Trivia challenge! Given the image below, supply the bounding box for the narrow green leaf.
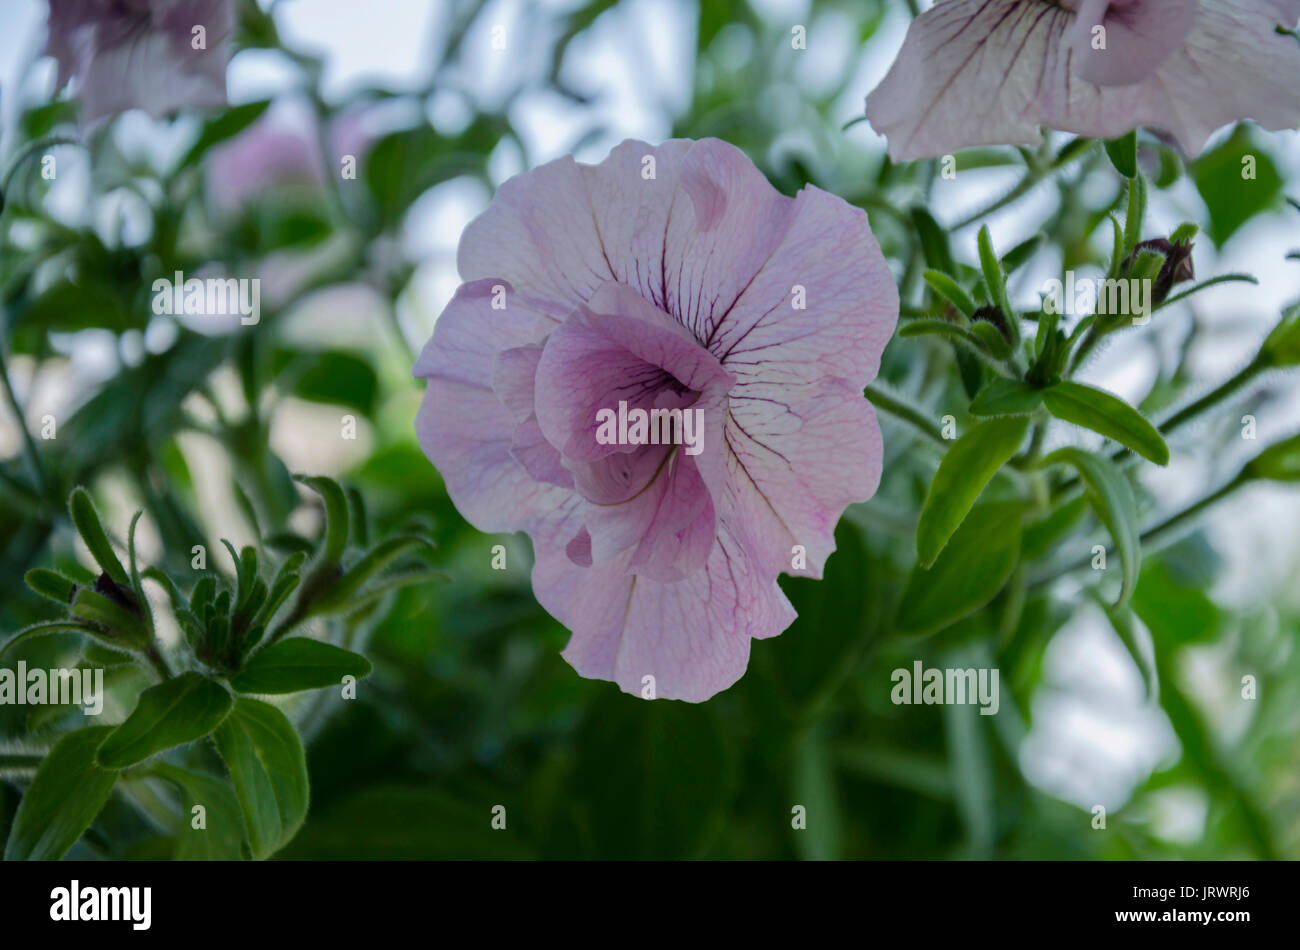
[126,511,153,638]
[1123,173,1147,258]
[1104,130,1138,178]
[1245,430,1300,481]
[213,697,309,860]
[1100,602,1157,701]
[1022,494,1089,561]
[4,727,118,860]
[306,535,435,616]
[24,568,77,604]
[0,621,98,658]
[1261,304,1300,368]
[969,378,1043,416]
[1043,381,1170,464]
[319,568,448,616]
[922,270,976,318]
[1106,213,1125,279]
[96,673,233,769]
[1000,233,1043,275]
[69,487,129,585]
[71,588,149,648]
[911,206,955,274]
[230,637,371,694]
[916,416,1029,568]
[898,501,1024,636]
[1045,447,1142,608]
[976,225,1017,344]
[295,475,349,568]
[178,100,271,169]
[970,320,1012,359]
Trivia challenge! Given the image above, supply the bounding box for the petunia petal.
[536,525,797,702]
[867,0,1300,160]
[1067,0,1194,86]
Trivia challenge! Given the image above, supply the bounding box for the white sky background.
[2,0,1299,833]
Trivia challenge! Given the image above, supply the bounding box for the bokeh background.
[1,0,1298,859]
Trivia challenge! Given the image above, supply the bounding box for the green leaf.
[1044,447,1141,608]
[295,475,349,568]
[976,225,1017,344]
[24,568,77,604]
[969,378,1043,416]
[1000,233,1043,275]
[911,207,955,274]
[1043,381,1169,465]
[969,320,1012,360]
[899,319,988,354]
[1123,172,1147,258]
[305,535,435,616]
[69,487,129,585]
[178,100,272,169]
[4,727,118,860]
[230,637,371,694]
[1021,494,1089,560]
[1244,430,1300,481]
[916,416,1029,568]
[0,620,99,658]
[1104,130,1138,178]
[1100,602,1157,701]
[1260,305,1300,368]
[213,697,309,860]
[1192,126,1283,246]
[312,568,447,617]
[1131,558,1222,647]
[922,270,976,318]
[71,588,150,649]
[573,692,733,859]
[276,786,532,859]
[150,763,246,861]
[96,673,233,769]
[283,350,378,415]
[897,501,1024,636]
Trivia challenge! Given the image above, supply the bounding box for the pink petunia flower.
[206,102,377,213]
[865,0,1300,161]
[45,0,234,123]
[413,138,898,702]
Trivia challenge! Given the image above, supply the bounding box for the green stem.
[1139,472,1249,547]
[1158,360,1264,436]
[1032,472,1251,588]
[0,136,80,208]
[865,384,948,448]
[952,169,1040,230]
[143,643,174,681]
[1051,358,1268,502]
[0,336,50,502]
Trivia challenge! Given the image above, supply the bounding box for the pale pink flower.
[45,0,233,123]
[865,0,1300,161]
[413,138,898,701]
[206,103,375,213]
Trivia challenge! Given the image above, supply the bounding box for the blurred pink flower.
[414,138,898,701]
[206,103,376,213]
[46,0,234,122]
[865,0,1300,161]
